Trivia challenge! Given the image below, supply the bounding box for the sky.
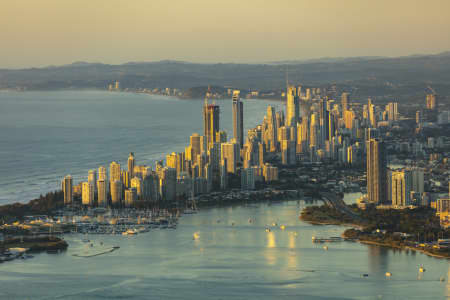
[1,0,450,69]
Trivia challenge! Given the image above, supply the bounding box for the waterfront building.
[186,133,206,162]
[262,163,278,182]
[391,170,412,206]
[82,182,95,206]
[62,175,73,205]
[203,98,220,147]
[241,168,255,190]
[124,188,137,207]
[159,167,177,201]
[97,179,107,207]
[232,90,244,148]
[122,170,130,188]
[366,138,387,204]
[98,166,107,181]
[221,141,239,174]
[167,152,186,175]
[131,177,143,199]
[88,169,97,192]
[110,180,122,207]
[128,152,135,179]
[220,159,228,189]
[109,161,121,183]
[286,86,299,127]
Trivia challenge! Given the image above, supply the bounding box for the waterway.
[1,200,449,299]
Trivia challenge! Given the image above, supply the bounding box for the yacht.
[122,229,138,236]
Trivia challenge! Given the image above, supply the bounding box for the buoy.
[323,246,328,250]
[265,228,271,233]
[280,225,286,230]
[385,272,392,277]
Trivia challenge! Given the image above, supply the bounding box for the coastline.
[303,217,450,259]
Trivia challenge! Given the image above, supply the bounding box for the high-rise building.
[131,177,143,199]
[97,179,108,207]
[286,86,299,127]
[62,175,73,205]
[109,161,121,183]
[203,97,220,147]
[241,168,255,190]
[386,102,398,121]
[265,106,278,152]
[110,180,122,207]
[82,182,95,206]
[221,141,239,174]
[426,94,437,110]
[366,138,387,204]
[159,167,177,201]
[391,170,412,206]
[341,92,350,112]
[186,133,206,162]
[232,90,244,148]
[128,152,135,179]
[125,188,137,207]
[98,166,107,181]
[88,169,97,192]
[344,110,355,129]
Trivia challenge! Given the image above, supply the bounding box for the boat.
[112,246,120,249]
[122,229,138,236]
[265,228,271,233]
[362,274,369,277]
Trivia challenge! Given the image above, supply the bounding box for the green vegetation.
[0,190,64,222]
[1,236,68,252]
[301,205,356,225]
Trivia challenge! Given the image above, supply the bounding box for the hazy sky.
[1,0,450,69]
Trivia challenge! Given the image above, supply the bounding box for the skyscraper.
[82,182,95,206]
[109,161,121,183]
[232,90,244,148]
[426,94,437,110]
[341,92,350,112]
[97,179,107,207]
[98,166,107,181]
[88,169,97,192]
[128,152,135,179]
[391,170,412,206]
[286,86,299,127]
[110,180,122,207]
[366,138,387,204]
[203,97,220,147]
[221,141,239,174]
[62,175,73,205]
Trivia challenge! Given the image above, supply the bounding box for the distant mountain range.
[1,52,450,98]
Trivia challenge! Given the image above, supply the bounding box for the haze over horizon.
[1,0,450,69]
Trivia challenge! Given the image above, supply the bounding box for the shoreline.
[300,207,450,260]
